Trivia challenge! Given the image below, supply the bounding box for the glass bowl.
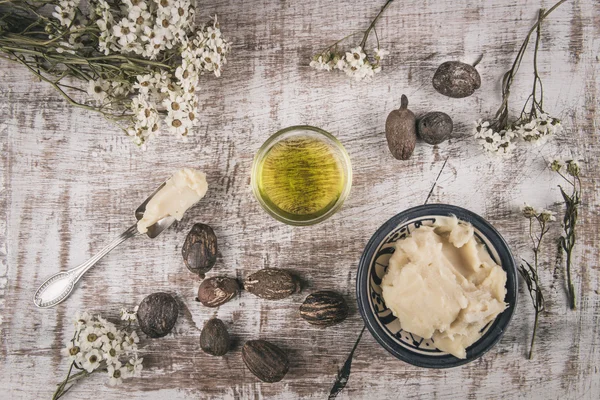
[251,125,352,226]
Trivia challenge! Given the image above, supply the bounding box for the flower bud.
[566,160,580,177]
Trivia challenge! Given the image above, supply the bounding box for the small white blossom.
[62,341,83,363]
[374,48,390,60]
[310,54,333,71]
[120,306,139,322]
[107,361,124,386]
[87,79,110,102]
[113,18,137,46]
[52,0,79,27]
[127,356,144,378]
[82,349,102,372]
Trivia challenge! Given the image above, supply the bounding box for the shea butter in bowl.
[356,204,517,368]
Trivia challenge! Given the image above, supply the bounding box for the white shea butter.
[381,216,507,359]
[137,168,208,234]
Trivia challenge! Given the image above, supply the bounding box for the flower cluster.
[2,0,231,148]
[473,119,517,157]
[472,2,566,158]
[473,113,562,157]
[521,203,556,222]
[75,1,231,145]
[309,0,393,82]
[310,46,389,82]
[515,113,562,144]
[92,0,196,59]
[60,311,143,388]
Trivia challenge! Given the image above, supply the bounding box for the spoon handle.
[33,224,139,308]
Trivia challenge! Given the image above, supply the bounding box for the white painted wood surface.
[1,0,599,398]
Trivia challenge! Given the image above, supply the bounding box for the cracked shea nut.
[385,94,417,160]
[197,277,239,307]
[300,291,348,327]
[432,61,481,98]
[137,292,179,338]
[417,112,453,145]
[200,318,230,356]
[244,268,300,300]
[242,340,289,383]
[182,223,217,278]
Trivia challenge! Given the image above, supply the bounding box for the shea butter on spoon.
[137,168,208,234]
[34,167,208,308]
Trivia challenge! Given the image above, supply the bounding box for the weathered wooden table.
[1,1,598,398]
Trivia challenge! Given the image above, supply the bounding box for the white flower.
[120,306,139,322]
[127,356,144,378]
[80,327,103,350]
[82,349,102,372]
[133,74,155,95]
[107,361,125,386]
[310,54,333,71]
[122,331,140,351]
[165,111,192,137]
[374,48,390,60]
[100,324,120,344]
[345,46,366,67]
[522,203,538,218]
[87,79,110,103]
[52,0,78,27]
[113,18,137,46]
[74,311,92,329]
[102,340,122,364]
[62,341,83,362]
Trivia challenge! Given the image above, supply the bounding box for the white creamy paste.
[137,168,208,234]
[381,216,507,359]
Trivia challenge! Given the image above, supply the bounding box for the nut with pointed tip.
[385,94,417,160]
[200,318,230,356]
[182,223,218,278]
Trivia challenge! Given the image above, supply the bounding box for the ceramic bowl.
[356,204,517,368]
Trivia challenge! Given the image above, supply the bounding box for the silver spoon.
[33,182,176,308]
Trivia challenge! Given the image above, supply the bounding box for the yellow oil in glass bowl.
[252,126,352,225]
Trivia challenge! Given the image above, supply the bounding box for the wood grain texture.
[1,0,599,399]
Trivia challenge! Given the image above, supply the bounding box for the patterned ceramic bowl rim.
[356,204,518,368]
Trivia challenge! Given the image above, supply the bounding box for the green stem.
[528,309,540,359]
[359,0,394,48]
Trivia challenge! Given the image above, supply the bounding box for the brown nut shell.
[432,61,481,98]
[417,112,453,145]
[244,268,300,300]
[385,95,417,160]
[137,292,179,338]
[197,277,239,307]
[242,340,289,383]
[182,223,218,278]
[300,291,348,327]
[200,318,230,356]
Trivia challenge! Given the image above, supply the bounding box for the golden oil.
[255,135,345,221]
